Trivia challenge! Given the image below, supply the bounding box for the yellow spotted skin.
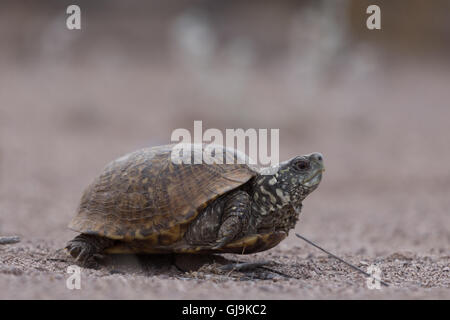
[68,144,259,253]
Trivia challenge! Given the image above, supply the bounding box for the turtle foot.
[65,234,112,269]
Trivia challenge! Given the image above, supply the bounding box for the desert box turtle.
[66,144,324,266]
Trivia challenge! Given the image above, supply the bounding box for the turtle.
[66,144,324,268]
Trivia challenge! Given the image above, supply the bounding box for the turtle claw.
[212,236,233,250]
[65,242,81,259]
[66,239,100,269]
[73,248,101,269]
[65,234,114,269]
[211,243,225,250]
[75,247,90,262]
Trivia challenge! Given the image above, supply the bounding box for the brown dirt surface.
[1,54,449,299]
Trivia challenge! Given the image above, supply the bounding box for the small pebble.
[0,236,21,245]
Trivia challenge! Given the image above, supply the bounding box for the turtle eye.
[293,159,310,171]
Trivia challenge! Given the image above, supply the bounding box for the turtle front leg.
[212,190,252,249]
[66,234,115,268]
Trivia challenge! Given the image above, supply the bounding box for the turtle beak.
[308,152,324,165]
[303,168,323,185]
[303,153,324,187]
[309,152,325,172]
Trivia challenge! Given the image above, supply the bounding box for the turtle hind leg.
[66,234,114,269]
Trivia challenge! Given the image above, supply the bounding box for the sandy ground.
[0,55,449,299]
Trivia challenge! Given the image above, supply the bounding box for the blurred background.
[0,0,449,255]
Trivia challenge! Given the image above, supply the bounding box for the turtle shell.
[68,144,257,245]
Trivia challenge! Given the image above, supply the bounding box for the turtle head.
[276,153,324,205]
[253,153,324,213]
